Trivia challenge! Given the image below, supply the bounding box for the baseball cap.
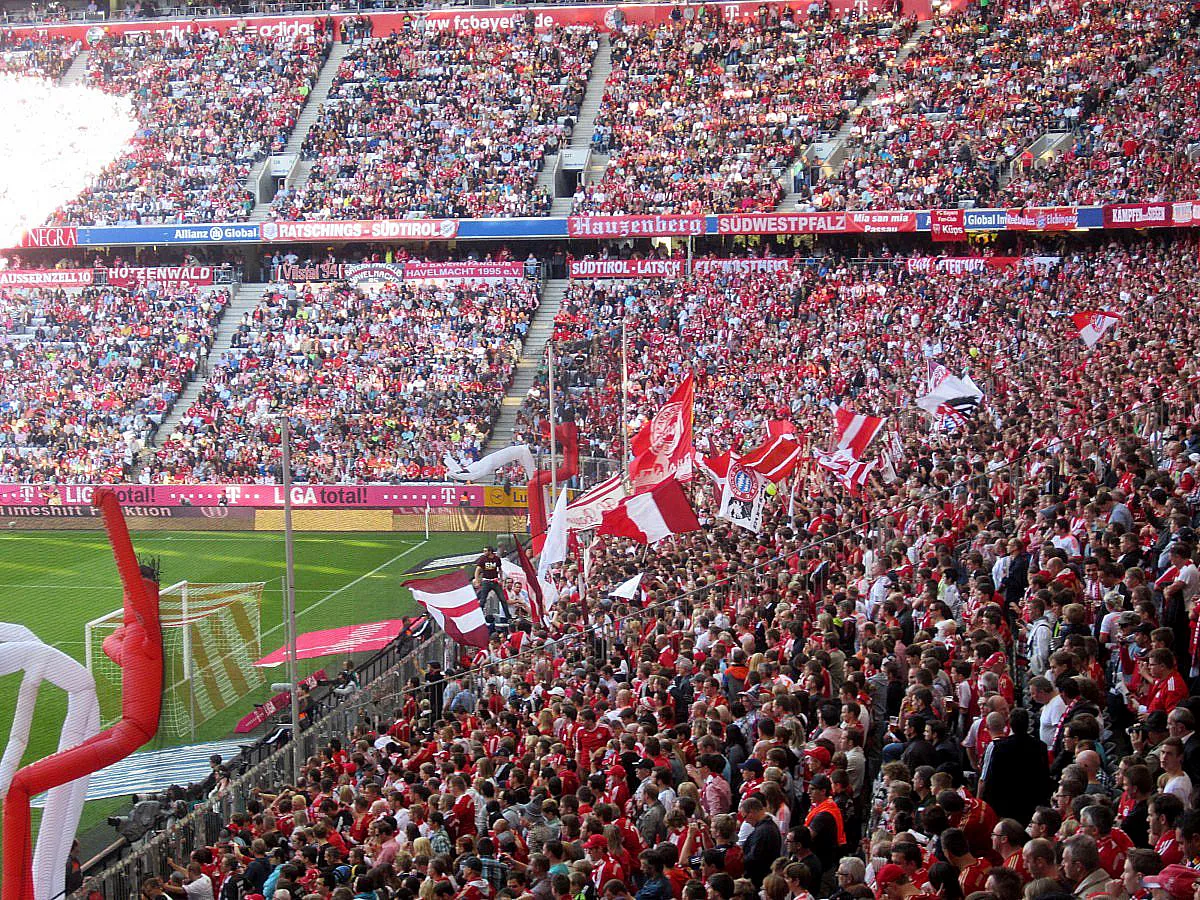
[584,834,608,851]
[805,746,832,767]
[1144,865,1200,899]
[1118,611,1140,627]
[740,759,763,773]
[875,864,907,888]
[547,686,566,697]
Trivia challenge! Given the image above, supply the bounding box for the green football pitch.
[0,528,484,858]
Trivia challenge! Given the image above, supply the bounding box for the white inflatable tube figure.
[0,625,101,900]
[444,444,536,482]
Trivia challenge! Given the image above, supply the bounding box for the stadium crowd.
[1000,32,1200,208]
[43,26,330,226]
[573,9,911,215]
[0,283,226,482]
[795,0,1193,211]
[146,275,539,483]
[0,30,77,77]
[271,24,596,221]
[133,235,1200,900]
[4,0,1200,226]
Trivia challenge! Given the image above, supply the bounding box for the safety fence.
[75,629,447,899]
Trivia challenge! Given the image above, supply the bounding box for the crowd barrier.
[76,630,449,899]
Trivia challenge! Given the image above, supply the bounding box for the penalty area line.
[259,540,428,641]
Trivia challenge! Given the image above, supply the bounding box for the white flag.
[538,487,570,579]
[718,459,768,533]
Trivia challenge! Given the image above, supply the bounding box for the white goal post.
[84,580,267,741]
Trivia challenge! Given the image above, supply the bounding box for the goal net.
[84,581,267,739]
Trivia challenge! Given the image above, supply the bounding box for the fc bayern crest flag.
[718,459,768,533]
[630,374,695,490]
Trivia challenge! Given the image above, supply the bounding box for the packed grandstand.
[2,1,1200,900]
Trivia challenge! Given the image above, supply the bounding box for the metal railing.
[76,628,445,899]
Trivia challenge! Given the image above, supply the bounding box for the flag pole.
[548,339,557,505]
[280,415,302,787]
[621,316,630,484]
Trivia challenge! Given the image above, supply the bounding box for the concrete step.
[535,151,560,201]
[149,282,267,450]
[485,278,569,451]
[566,34,611,155]
[59,49,90,86]
[284,41,353,156]
[239,43,352,221]
[777,19,933,210]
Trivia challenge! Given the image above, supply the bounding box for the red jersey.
[1156,835,1184,867]
[450,793,477,838]
[1146,672,1188,713]
[1097,829,1134,878]
[959,860,990,896]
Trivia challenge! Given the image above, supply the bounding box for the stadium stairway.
[777,19,932,210]
[484,278,568,452]
[59,50,90,86]
[247,41,354,222]
[144,282,267,458]
[546,34,613,216]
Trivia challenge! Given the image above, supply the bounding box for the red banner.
[930,209,966,242]
[259,218,460,243]
[234,669,326,733]
[0,483,492,508]
[0,267,219,289]
[1003,207,1078,231]
[0,269,93,287]
[10,0,929,49]
[402,261,525,279]
[1102,203,1189,229]
[692,258,797,274]
[105,265,216,288]
[569,258,684,278]
[17,226,77,248]
[567,215,706,239]
[904,256,1061,275]
[714,211,917,235]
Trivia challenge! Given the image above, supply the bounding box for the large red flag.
[739,434,803,481]
[833,406,885,459]
[630,374,694,490]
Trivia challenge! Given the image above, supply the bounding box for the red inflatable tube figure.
[528,420,579,554]
[1,489,163,900]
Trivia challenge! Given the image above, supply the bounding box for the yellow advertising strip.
[254,509,394,532]
[485,486,528,507]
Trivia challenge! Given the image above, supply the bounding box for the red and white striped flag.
[834,406,885,459]
[597,477,701,545]
[838,457,877,495]
[566,474,627,531]
[402,571,490,649]
[1071,310,1122,349]
[813,448,877,496]
[512,534,547,627]
[739,434,803,481]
